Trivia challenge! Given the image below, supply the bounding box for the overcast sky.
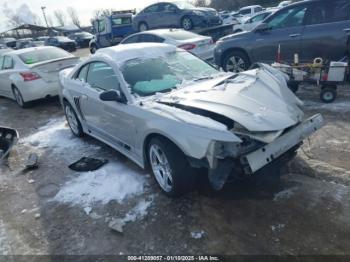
[0,0,191,32]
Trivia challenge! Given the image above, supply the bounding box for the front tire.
[12,86,29,108]
[139,22,148,32]
[90,44,97,54]
[223,50,250,72]
[182,17,193,30]
[64,101,84,137]
[320,86,337,103]
[148,137,196,197]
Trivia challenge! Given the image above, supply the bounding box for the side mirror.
[255,23,269,32]
[100,90,126,103]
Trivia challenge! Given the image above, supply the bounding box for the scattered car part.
[108,218,125,233]
[25,153,39,169]
[69,157,108,172]
[0,126,18,164]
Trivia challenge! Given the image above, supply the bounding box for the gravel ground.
[0,53,350,256]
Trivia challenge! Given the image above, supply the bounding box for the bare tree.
[67,7,81,28]
[92,8,114,20]
[193,0,209,7]
[54,10,66,26]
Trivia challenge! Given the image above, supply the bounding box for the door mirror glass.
[100,90,126,103]
[254,23,269,32]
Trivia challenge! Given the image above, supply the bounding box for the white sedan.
[0,46,79,108]
[233,10,275,33]
[120,29,215,61]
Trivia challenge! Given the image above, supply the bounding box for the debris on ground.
[25,153,39,169]
[271,224,285,232]
[191,230,206,239]
[108,218,125,233]
[273,187,298,201]
[69,157,108,172]
[83,206,92,215]
[27,179,35,184]
[34,213,41,219]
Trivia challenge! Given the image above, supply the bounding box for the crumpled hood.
[156,66,304,132]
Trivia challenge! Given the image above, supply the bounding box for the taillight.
[178,43,196,51]
[20,72,41,82]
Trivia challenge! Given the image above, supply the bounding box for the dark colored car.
[45,36,76,52]
[133,1,222,32]
[0,38,17,49]
[214,0,350,72]
[68,32,93,48]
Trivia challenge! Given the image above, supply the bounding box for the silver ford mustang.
[59,43,324,196]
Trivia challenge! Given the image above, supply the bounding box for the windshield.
[174,2,195,9]
[19,48,72,65]
[121,51,219,97]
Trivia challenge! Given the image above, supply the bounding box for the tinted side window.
[98,20,106,32]
[144,4,159,13]
[3,56,13,69]
[251,13,269,23]
[75,64,89,82]
[86,62,120,91]
[163,4,177,12]
[138,34,164,43]
[254,7,262,13]
[333,0,350,22]
[122,35,140,44]
[306,0,350,25]
[267,5,307,29]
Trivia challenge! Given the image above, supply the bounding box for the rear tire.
[12,86,29,108]
[64,101,84,137]
[320,86,337,103]
[90,44,97,54]
[222,50,251,72]
[148,137,196,197]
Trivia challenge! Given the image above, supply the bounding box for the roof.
[1,24,47,34]
[96,43,177,66]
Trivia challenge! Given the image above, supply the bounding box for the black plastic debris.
[0,126,18,163]
[69,157,108,172]
[26,153,39,169]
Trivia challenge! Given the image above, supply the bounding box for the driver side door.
[0,56,15,98]
[79,61,136,155]
[251,4,309,64]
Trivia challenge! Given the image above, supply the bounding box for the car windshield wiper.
[194,76,214,82]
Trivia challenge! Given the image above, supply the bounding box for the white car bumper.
[17,79,60,102]
[193,45,215,61]
[241,114,324,174]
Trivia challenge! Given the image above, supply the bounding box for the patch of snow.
[303,101,350,112]
[273,187,298,201]
[122,198,153,223]
[52,163,146,208]
[83,206,92,215]
[20,118,100,159]
[191,230,206,239]
[0,220,11,255]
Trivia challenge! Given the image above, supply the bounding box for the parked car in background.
[133,2,222,32]
[277,1,292,8]
[0,46,79,107]
[59,43,323,196]
[236,5,264,18]
[15,39,44,50]
[45,36,76,52]
[121,29,215,61]
[233,10,275,33]
[89,10,135,54]
[0,38,17,49]
[215,0,350,72]
[68,32,94,48]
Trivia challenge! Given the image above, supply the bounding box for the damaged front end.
[205,114,324,190]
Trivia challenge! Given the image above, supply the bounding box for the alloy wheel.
[65,105,79,135]
[226,56,246,72]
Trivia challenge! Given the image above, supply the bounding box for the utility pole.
[41,6,49,28]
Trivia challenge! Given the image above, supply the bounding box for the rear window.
[162,30,199,40]
[19,48,72,65]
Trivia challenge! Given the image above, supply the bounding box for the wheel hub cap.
[226,56,245,72]
[65,106,79,135]
[149,144,173,192]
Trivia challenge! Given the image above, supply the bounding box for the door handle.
[343,28,350,32]
[289,34,301,38]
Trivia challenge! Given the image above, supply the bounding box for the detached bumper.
[241,114,324,174]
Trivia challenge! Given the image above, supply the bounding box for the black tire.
[147,137,196,197]
[138,22,148,32]
[222,50,251,72]
[90,44,97,54]
[63,101,84,137]
[320,86,337,103]
[12,86,29,108]
[181,17,193,30]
